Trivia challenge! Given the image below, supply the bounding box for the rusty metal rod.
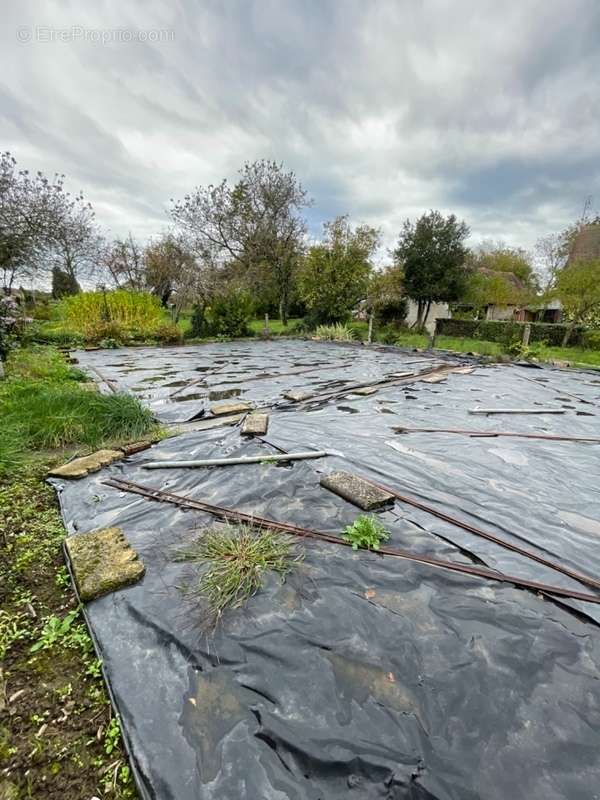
[357,474,600,592]
[103,477,600,605]
[393,426,600,443]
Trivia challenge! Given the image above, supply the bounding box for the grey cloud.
[1,0,599,248]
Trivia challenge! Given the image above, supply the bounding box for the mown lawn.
[0,347,159,799]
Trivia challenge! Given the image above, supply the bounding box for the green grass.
[247,317,301,335]
[177,524,302,623]
[0,347,157,477]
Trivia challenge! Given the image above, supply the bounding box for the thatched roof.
[567,224,600,265]
[477,267,526,291]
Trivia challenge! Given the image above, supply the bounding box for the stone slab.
[241,413,269,436]
[65,527,145,602]
[48,449,123,479]
[283,389,312,402]
[351,386,378,396]
[211,401,253,416]
[320,471,395,511]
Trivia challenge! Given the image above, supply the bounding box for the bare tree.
[0,152,64,291]
[144,233,200,319]
[170,160,311,324]
[534,233,566,293]
[102,234,145,290]
[49,194,102,284]
[0,151,102,294]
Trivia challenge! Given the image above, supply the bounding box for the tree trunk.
[562,320,575,347]
[422,300,432,327]
[279,296,288,326]
[411,300,423,329]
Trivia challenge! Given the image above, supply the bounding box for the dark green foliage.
[299,216,379,324]
[189,290,254,338]
[189,303,210,338]
[395,211,470,327]
[375,297,408,326]
[435,318,587,347]
[51,267,80,299]
[376,323,407,345]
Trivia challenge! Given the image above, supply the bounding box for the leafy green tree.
[298,216,380,324]
[553,259,600,345]
[462,269,532,315]
[367,264,407,325]
[170,160,311,325]
[394,211,470,328]
[468,241,537,288]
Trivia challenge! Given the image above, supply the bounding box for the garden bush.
[375,297,408,326]
[189,290,254,338]
[314,323,355,341]
[435,318,588,347]
[582,330,600,351]
[153,323,183,344]
[60,290,163,338]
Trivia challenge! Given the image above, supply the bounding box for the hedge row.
[434,318,587,347]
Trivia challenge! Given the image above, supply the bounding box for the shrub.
[84,320,126,345]
[209,290,254,337]
[435,318,587,348]
[343,515,390,551]
[582,330,600,351]
[176,524,302,623]
[376,323,405,345]
[51,267,80,299]
[60,290,163,337]
[375,297,408,326]
[315,323,355,341]
[188,303,211,338]
[153,323,183,344]
[189,290,254,339]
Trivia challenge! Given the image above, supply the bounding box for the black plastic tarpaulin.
[52,341,600,799]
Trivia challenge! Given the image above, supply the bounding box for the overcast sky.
[2,0,600,256]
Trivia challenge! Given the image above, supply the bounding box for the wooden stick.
[142,451,329,469]
[469,407,566,415]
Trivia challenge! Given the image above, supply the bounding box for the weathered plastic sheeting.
[53,342,600,800]
[73,341,450,423]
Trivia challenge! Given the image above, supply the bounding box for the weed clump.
[177,524,302,623]
[343,515,390,551]
[315,323,355,342]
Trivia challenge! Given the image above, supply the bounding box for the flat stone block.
[421,374,447,384]
[241,413,269,436]
[283,389,312,402]
[48,449,123,479]
[211,401,253,416]
[351,386,378,396]
[320,471,395,511]
[65,527,145,602]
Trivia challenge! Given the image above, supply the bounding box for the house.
[405,300,450,334]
